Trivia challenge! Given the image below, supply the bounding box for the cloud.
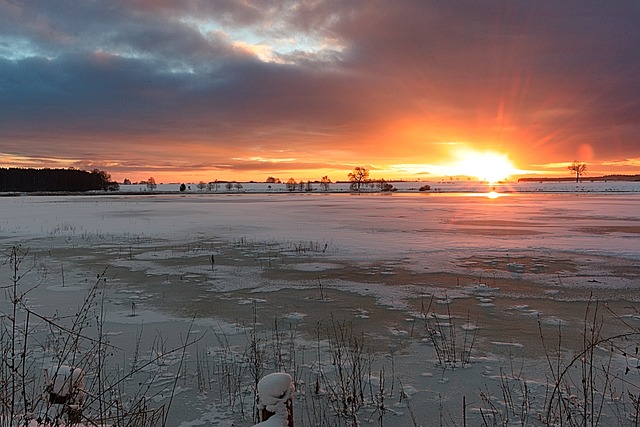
[1,1,639,180]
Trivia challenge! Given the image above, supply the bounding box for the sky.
[1,1,639,183]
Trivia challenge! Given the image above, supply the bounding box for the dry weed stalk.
[1,245,198,426]
[421,294,477,369]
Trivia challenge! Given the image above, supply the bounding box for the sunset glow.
[0,2,638,182]
[444,150,522,183]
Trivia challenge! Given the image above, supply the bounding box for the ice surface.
[1,187,640,426]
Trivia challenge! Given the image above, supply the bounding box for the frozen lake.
[1,191,640,425]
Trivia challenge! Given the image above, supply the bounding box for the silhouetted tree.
[225,182,234,191]
[146,177,157,190]
[348,166,369,191]
[265,176,280,183]
[234,182,243,191]
[286,178,296,191]
[90,169,119,191]
[320,175,331,191]
[305,181,313,192]
[379,179,396,192]
[208,180,219,192]
[568,161,587,182]
[180,183,186,192]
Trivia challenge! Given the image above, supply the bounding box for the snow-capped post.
[45,365,85,423]
[253,372,294,427]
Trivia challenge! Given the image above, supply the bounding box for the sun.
[447,149,519,183]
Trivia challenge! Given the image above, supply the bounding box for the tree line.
[278,168,398,192]
[0,168,119,192]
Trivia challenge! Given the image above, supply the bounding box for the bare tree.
[286,178,296,192]
[208,180,219,192]
[568,161,587,182]
[320,175,331,191]
[197,181,206,191]
[146,177,157,191]
[348,167,369,191]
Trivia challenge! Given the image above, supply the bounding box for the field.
[2,184,640,426]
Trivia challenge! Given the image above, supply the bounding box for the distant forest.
[0,168,119,192]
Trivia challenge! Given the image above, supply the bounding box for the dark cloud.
[1,0,639,179]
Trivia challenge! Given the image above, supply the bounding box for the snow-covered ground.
[1,187,640,425]
[120,179,640,194]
